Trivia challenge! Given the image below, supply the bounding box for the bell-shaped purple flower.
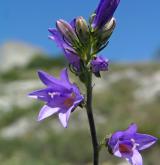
[91,56,109,74]
[92,0,120,29]
[28,68,84,128]
[107,123,157,165]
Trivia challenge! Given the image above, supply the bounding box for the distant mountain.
[0,41,44,72]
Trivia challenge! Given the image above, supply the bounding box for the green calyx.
[91,17,116,53]
[75,17,91,61]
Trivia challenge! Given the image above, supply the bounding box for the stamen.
[130,138,139,150]
[131,138,135,143]
[48,92,58,98]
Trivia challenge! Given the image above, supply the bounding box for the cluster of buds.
[48,0,120,77]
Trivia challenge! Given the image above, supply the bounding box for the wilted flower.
[91,56,109,75]
[28,69,84,128]
[107,123,157,165]
[92,0,120,29]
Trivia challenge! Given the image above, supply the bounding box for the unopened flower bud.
[101,17,116,42]
[92,18,116,53]
[91,56,109,77]
[75,16,90,45]
[56,19,79,45]
[92,0,120,29]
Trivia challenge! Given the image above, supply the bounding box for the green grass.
[0,60,159,164]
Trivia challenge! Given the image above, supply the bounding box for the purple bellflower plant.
[28,0,158,164]
[92,0,120,29]
[107,123,157,165]
[28,69,84,128]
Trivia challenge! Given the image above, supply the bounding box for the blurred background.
[0,0,160,164]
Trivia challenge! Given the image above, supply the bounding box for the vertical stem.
[86,72,99,165]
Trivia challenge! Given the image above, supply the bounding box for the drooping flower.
[91,56,109,75]
[92,0,120,29]
[107,123,157,165]
[28,68,84,128]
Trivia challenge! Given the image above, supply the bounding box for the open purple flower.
[92,0,120,29]
[48,20,81,71]
[91,56,109,74]
[107,123,157,165]
[28,68,84,128]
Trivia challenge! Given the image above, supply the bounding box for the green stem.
[85,72,99,165]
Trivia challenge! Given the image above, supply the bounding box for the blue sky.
[1,0,160,61]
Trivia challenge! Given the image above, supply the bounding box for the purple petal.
[93,0,120,28]
[28,88,52,102]
[49,28,80,71]
[38,105,59,121]
[38,70,70,92]
[60,68,72,87]
[28,92,39,99]
[47,93,70,108]
[112,140,122,157]
[124,123,138,136]
[48,24,80,71]
[48,28,65,48]
[108,131,124,150]
[58,107,72,128]
[72,84,84,101]
[38,70,60,86]
[91,56,109,73]
[114,149,122,158]
[49,28,74,53]
[127,150,143,165]
[70,18,76,30]
[134,133,158,150]
[64,49,80,70]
